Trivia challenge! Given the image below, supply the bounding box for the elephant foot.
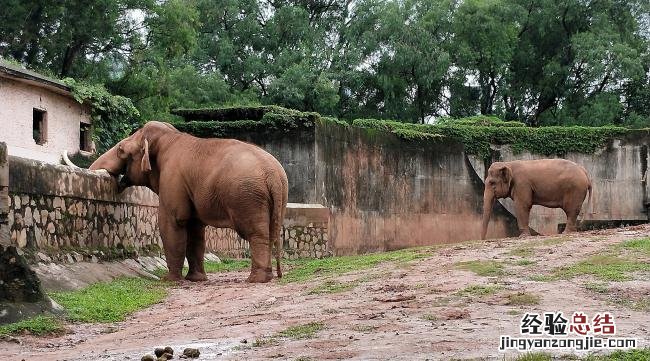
[185,271,208,282]
[161,272,183,282]
[247,268,273,283]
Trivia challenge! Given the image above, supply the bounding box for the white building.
[0,60,93,164]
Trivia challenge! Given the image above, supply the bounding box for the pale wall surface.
[0,77,91,164]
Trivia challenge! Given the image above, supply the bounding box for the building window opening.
[33,108,47,145]
[80,123,92,152]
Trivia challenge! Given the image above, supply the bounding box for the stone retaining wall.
[205,203,331,259]
[4,152,330,260]
[8,156,161,252]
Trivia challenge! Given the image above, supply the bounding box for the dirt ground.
[3,225,650,361]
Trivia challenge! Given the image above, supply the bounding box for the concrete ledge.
[9,156,158,206]
[284,203,329,227]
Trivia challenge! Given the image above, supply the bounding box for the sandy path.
[2,225,649,361]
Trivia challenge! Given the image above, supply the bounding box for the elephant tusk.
[62,150,109,175]
[62,150,80,168]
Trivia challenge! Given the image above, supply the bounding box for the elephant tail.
[580,166,593,218]
[269,171,288,279]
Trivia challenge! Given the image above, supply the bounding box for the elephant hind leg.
[563,207,581,233]
[245,232,273,283]
[185,220,207,282]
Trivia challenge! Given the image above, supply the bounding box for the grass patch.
[458,284,501,296]
[308,280,358,295]
[614,297,650,311]
[582,349,650,360]
[511,352,551,361]
[204,259,250,272]
[552,254,650,282]
[281,248,429,283]
[516,259,536,266]
[506,292,541,306]
[511,349,650,360]
[352,325,377,332]
[252,337,280,347]
[539,237,570,246]
[509,247,534,257]
[0,316,64,336]
[529,274,556,282]
[152,259,250,278]
[455,260,505,277]
[430,296,453,306]
[506,309,520,316]
[584,282,609,294]
[421,314,438,321]
[621,238,650,256]
[50,277,168,323]
[278,322,325,340]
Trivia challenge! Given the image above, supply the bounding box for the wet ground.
[3,225,650,360]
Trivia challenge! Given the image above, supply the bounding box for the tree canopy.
[1,0,648,128]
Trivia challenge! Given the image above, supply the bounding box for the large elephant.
[88,121,288,283]
[481,159,591,240]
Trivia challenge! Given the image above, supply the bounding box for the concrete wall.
[313,123,649,253]
[219,130,317,204]
[0,77,91,164]
[314,122,517,255]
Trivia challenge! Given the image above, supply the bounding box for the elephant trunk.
[89,144,123,176]
[481,188,496,240]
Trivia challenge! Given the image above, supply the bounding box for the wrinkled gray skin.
[481,159,592,239]
[89,121,288,283]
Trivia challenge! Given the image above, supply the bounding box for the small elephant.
[481,159,592,239]
[89,121,288,283]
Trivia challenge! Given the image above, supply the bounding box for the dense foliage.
[1,0,648,129]
[172,105,318,138]
[64,79,140,153]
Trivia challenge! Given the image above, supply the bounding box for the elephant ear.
[499,165,513,189]
[141,138,152,173]
[117,140,138,160]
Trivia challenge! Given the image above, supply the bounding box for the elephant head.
[481,162,512,239]
[89,121,179,193]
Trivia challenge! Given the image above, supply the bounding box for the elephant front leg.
[246,233,273,283]
[515,202,532,237]
[185,220,207,282]
[158,210,188,282]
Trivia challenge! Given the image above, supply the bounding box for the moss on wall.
[171,105,305,121]
[172,107,319,138]
[168,105,640,158]
[350,118,633,158]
